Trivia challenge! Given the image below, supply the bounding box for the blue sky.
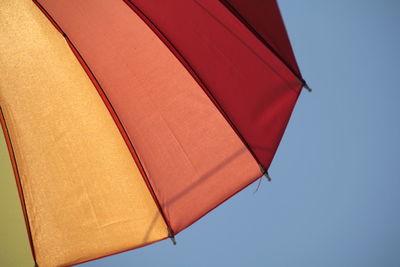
[81,1,400,266]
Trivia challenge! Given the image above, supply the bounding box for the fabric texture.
[36,0,261,234]
[126,0,303,171]
[0,1,168,266]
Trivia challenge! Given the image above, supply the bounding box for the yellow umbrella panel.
[0,0,168,266]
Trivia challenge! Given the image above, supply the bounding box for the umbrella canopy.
[0,0,306,266]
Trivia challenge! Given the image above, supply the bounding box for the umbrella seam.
[0,106,37,264]
[219,0,304,84]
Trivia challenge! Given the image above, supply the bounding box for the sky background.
[81,1,400,266]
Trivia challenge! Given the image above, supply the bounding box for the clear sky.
[81,1,400,266]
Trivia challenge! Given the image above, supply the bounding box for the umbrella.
[0,0,308,266]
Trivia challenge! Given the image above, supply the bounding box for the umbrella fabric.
[35,0,262,236]
[123,0,303,170]
[0,0,167,266]
[1,0,304,266]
